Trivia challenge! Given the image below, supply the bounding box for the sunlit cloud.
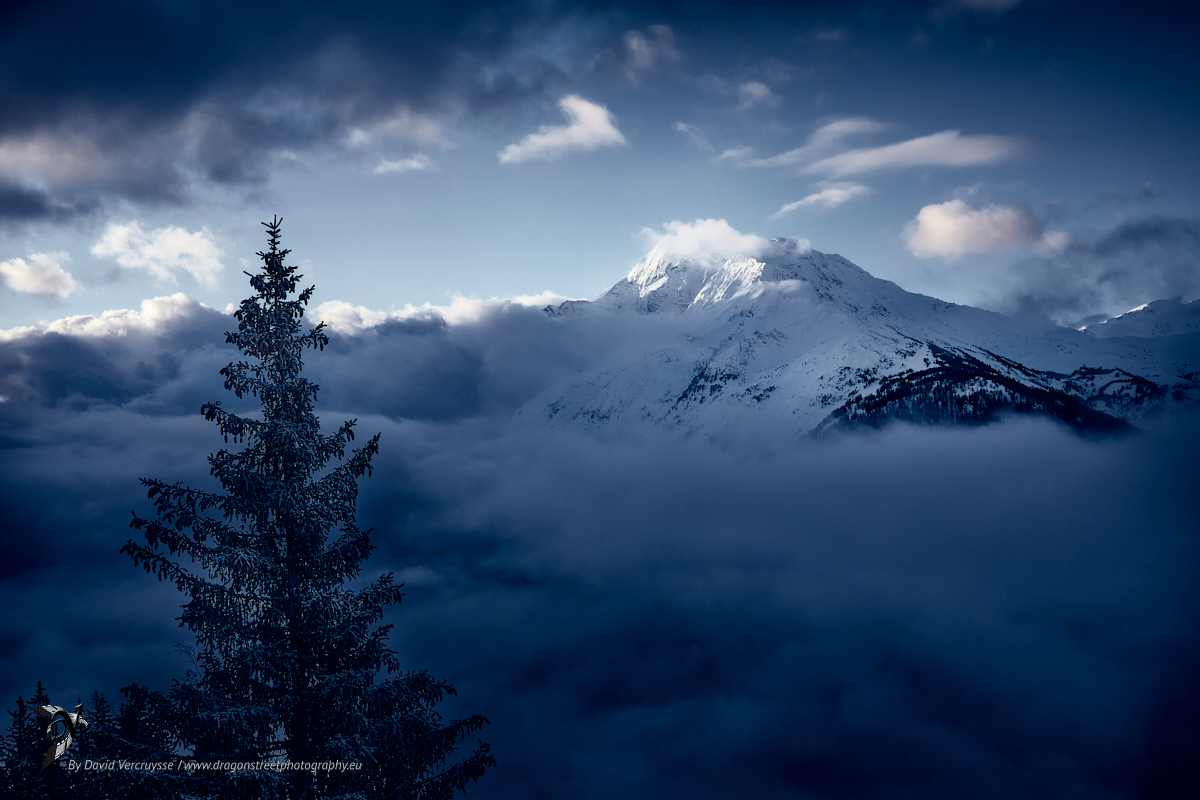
[903,199,1068,260]
[0,252,77,298]
[91,222,225,289]
[316,291,582,334]
[639,218,777,263]
[499,96,628,164]
[0,293,215,342]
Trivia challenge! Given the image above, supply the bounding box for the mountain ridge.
[526,240,1198,436]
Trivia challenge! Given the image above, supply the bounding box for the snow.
[1080,298,1200,339]
[520,241,1199,437]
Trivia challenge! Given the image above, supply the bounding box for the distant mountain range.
[523,239,1199,436]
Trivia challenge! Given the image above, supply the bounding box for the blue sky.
[1,0,1197,329]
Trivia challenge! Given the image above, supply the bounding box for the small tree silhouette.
[123,217,492,799]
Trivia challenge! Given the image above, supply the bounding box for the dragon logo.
[33,703,88,770]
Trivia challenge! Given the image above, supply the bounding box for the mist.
[1,300,1197,798]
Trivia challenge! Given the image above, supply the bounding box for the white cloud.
[639,219,776,263]
[499,96,628,164]
[373,154,434,175]
[91,221,225,290]
[0,252,78,298]
[807,130,1021,178]
[903,200,1069,260]
[673,122,713,151]
[738,81,781,110]
[0,293,210,342]
[716,146,754,161]
[317,291,582,334]
[750,118,885,168]
[346,107,449,149]
[769,183,870,219]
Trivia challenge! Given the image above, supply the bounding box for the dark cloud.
[1,0,1196,225]
[0,183,98,224]
[1,300,1198,797]
[999,216,1200,325]
[1084,181,1163,215]
[0,2,572,221]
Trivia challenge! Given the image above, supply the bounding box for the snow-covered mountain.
[1080,297,1200,339]
[522,239,1198,436]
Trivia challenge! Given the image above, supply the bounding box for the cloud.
[499,95,628,164]
[769,183,870,218]
[715,146,754,162]
[0,252,78,298]
[639,218,774,262]
[0,3,615,219]
[942,0,1022,12]
[603,25,681,82]
[0,131,117,185]
[812,26,849,43]
[673,122,713,152]
[903,200,1068,260]
[373,154,434,174]
[1,296,1196,797]
[738,81,780,110]
[1,276,1199,797]
[806,130,1022,178]
[315,291,580,334]
[0,183,97,224]
[45,294,216,338]
[998,216,1200,324]
[750,118,885,169]
[346,108,449,149]
[90,222,225,289]
[0,127,169,223]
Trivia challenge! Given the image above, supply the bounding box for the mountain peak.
[1081,297,1200,338]
[534,242,1198,437]
[601,238,875,315]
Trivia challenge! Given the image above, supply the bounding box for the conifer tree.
[123,217,493,799]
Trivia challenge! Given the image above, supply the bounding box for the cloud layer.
[0,297,1197,797]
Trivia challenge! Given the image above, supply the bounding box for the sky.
[2,1,1200,798]
[1,0,1198,329]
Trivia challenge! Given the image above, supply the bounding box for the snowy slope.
[1081,298,1200,339]
[524,240,1199,437]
